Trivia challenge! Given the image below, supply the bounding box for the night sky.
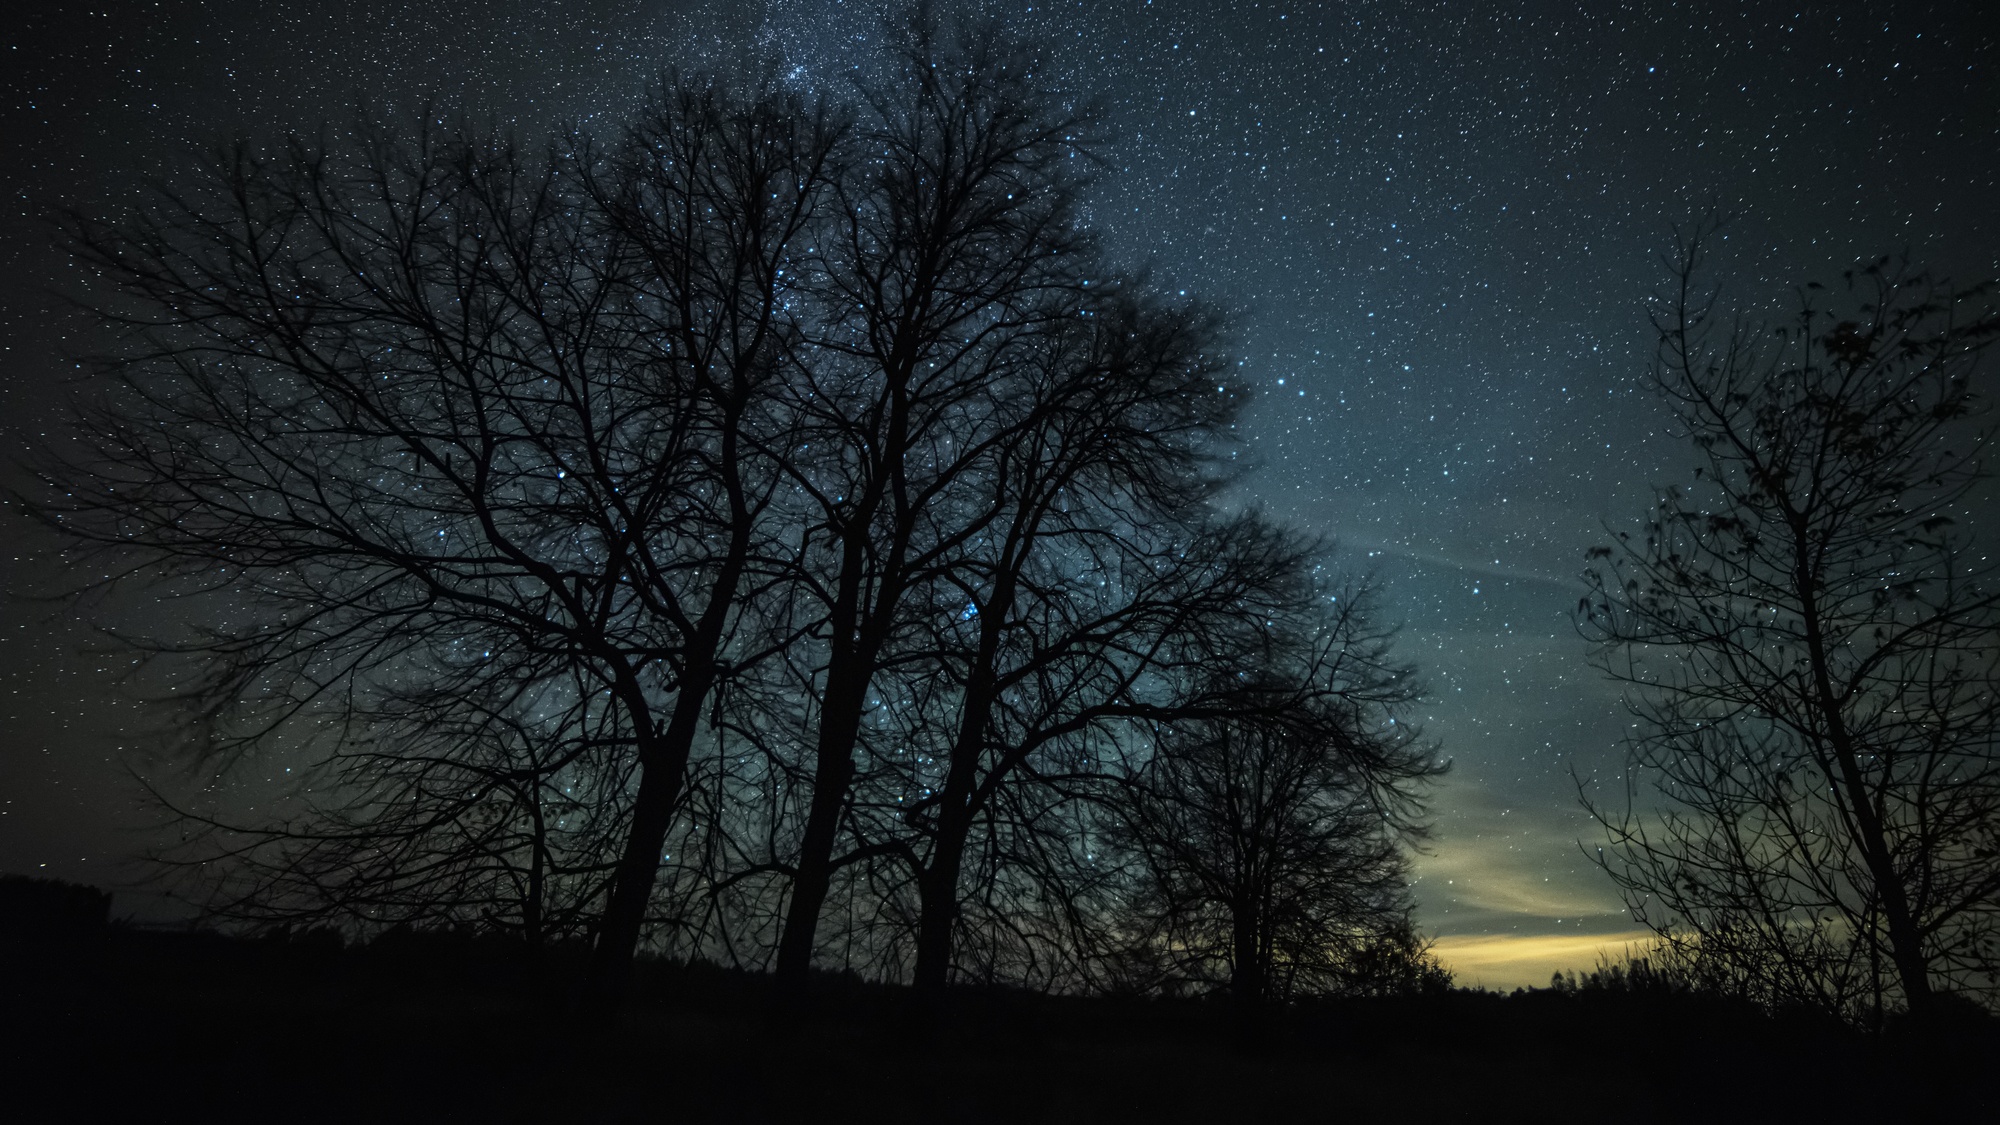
[3,0,1994,988]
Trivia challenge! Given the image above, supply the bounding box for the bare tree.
[1579,223,2000,1019]
[765,18,1104,989]
[173,663,632,947]
[876,287,1237,996]
[898,507,1326,995]
[574,79,844,1005]
[30,79,842,1007]
[26,16,1449,1021]
[1105,581,1437,1006]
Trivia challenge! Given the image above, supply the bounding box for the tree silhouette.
[1105,583,1437,1006]
[899,507,1332,996]
[572,79,845,1007]
[764,21,1112,990]
[173,668,631,947]
[27,17,1442,1012]
[35,80,844,1006]
[1580,222,2000,1019]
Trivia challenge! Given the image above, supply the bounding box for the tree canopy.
[29,16,1440,1009]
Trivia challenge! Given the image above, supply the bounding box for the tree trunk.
[774,493,911,991]
[911,728,983,996]
[582,411,756,1011]
[583,535,747,1008]
[1795,559,1934,1013]
[911,852,963,996]
[1230,907,1265,1006]
[582,723,686,1012]
[912,590,1012,996]
[774,654,868,989]
[581,663,715,1012]
[523,804,545,948]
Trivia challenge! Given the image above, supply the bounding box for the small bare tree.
[1580,223,2000,1018]
[1106,584,1438,1006]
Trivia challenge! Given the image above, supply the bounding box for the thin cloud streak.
[1416,841,1627,923]
[1433,929,1658,991]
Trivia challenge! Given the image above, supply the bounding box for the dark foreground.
[3,926,1992,1123]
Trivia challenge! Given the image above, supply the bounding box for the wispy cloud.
[1433,929,1658,991]
[1417,841,1627,922]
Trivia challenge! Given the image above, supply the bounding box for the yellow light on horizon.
[1432,930,1658,991]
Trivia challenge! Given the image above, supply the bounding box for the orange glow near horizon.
[1431,930,1659,991]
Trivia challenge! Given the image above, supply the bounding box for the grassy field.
[3,927,1992,1123]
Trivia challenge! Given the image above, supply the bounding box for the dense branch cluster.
[35,23,1439,1006]
[1581,223,2000,1020]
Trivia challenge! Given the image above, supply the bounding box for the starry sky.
[3,0,1995,988]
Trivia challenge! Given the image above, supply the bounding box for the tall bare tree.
[1580,224,2000,1018]
[575,80,844,1005]
[881,288,1237,995]
[28,18,1448,1018]
[767,20,1103,989]
[32,79,843,1007]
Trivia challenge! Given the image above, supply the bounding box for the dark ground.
[2,920,1992,1123]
